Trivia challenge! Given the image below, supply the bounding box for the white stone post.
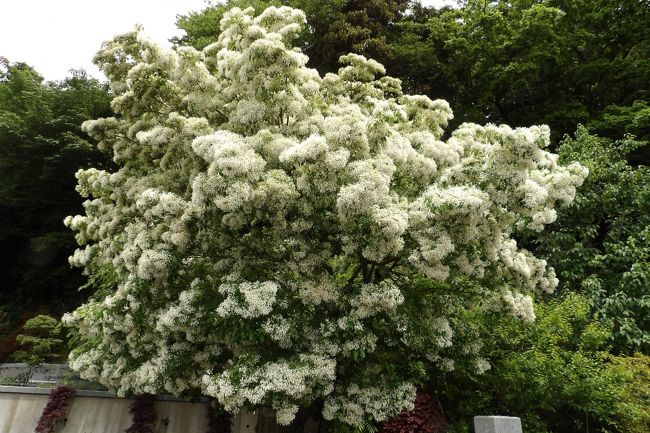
[474,416,523,433]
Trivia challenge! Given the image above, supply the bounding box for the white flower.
[217,279,280,319]
[502,291,536,323]
[351,282,404,319]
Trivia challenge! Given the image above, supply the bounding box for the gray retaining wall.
[0,386,211,433]
[0,385,262,433]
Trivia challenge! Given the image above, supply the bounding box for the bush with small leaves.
[13,315,66,365]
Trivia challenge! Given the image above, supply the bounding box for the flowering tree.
[64,6,587,427]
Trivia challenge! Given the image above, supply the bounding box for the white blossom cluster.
[203,354,335,425]
[217,276,279,319]
[322,382,417,426]
[64,5,587,427]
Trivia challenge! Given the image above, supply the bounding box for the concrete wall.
[0,386,239,433]
[63,397,210,433]
[0,392,48,433]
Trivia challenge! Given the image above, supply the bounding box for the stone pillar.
[474,416,522,433]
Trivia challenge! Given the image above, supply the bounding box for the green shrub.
[441,294,649,433]
[608,353,650,433]
[12,315,66,365]
[530,127,650,352]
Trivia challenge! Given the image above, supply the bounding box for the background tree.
[64,5,586,429]
[587,100,650,165]
[0,59,112,330]
[387,3,454,98]
[529,127,650,352]
[407,0,650,147]
[302,0,411,73]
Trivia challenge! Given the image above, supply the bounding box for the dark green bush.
[441,294,649,433]
[12,314,66,365]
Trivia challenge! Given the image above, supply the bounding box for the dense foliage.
[63,5,586,427]
[531,128,650,352]
[392,0,650,146]
[0,58,112,314]
[440,294,650,433]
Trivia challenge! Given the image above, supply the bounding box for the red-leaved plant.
[35,385,75,433]
[380,390,447,433]
[125,395,156,433]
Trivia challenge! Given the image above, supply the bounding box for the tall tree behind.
[173,0,410,73]
[387,3,455,102]
[392,0,650,144]
[0,59,112,312]
[529,127,650,353]
[302,0,411,73]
